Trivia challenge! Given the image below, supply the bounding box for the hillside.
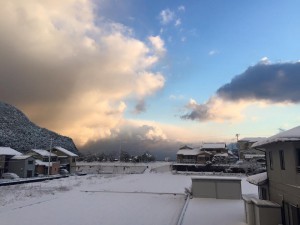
[0,101,78,153]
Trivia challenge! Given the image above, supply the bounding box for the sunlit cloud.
[0,0,166,147]
[182,60,300,123]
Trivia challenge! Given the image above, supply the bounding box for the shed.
[192,176,242,199]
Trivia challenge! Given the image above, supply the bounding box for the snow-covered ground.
[0,163,257,225]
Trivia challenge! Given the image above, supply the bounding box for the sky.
[1,0,300,156]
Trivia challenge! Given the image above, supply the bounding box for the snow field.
[0,166,258,225]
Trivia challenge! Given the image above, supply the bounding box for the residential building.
[51,146,78,173]
[0,147,22,177]
[201,143,227,154]
[8,155,35,178]
[177,148,200,164]
[27,149,60,175]
[251,125,300,225]
[238,137,266,159]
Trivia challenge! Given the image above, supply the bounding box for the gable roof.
[252,125,300,148]
[0,147,22,156]
[179,145,193,150]
[201,143,226,149]
[239,137,266,143]
[53,146,78,157]
[177,149,200,156]
[31,149,57,157]
[11,155,34,160]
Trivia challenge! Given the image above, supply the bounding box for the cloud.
[148,35,166,55]
[175,19,181,27]
[217,61,300,103]
[182,61,300,122]
[178,6,185,12]
[159,9,175,25]
[134,99,146,114]
[181,98,247,122]
[208,50,219,56]
[0,0,166,146]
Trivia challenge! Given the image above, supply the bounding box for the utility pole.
[236,134,241,160]
[48,138,53,176]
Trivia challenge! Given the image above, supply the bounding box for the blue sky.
[1,0,300,152]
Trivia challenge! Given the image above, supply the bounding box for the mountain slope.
[0,102,78,153]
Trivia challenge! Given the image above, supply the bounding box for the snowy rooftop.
[246,172,268,186]
[201,143,226,149]
[239,137,266,143]
[53,146,78,157]
[31,149,57,157]
[192,176,241,181]
[214,153,228,157]
[11,155,33,160]
[252,125,300,148]
[0,147,22,156]
[177,149,200,155]
[244,154,265,159]
[35,159,54,166]
[179,145,193,150]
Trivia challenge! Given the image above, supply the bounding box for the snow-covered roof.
[198,151,212,155]
[53,146,78,157]
[11,155,33,160]
[0,147,22,156]
[214,153,228,157]
[252,126,300,148]
[239,137,266,143]
[177,149,200,155]
[201,143,226,149]
[35,159,53,166]
[246,172,268,186]
[192,176,241,181]
[179,145,193,150]
[31,149,57,157]
[244,154,265,159]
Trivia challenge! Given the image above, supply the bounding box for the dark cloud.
[217,62,300,103]
[181,61,300,122]
[181,101,213,121]
[134,99,146,114]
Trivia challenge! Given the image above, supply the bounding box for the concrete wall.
[243,196,282,225]
[192,177,242,199]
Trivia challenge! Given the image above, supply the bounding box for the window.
[279,150,285,170]
[296,149,300,173]
[269,151,273,170]
[28,160,33,165]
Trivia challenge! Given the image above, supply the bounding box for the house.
[27,149,60,175]
[51,146,78,173]
[177,148,200,164]
[0,147,22,177]
[8,155,35,178]
[249,125,300,225]
[177,143,228,164]
[200,143,227,154]
[238,137,266,159]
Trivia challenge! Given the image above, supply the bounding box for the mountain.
[0,101,78,153]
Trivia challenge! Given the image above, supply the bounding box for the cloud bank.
[0,0,166,146]
[182,61,300,122]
